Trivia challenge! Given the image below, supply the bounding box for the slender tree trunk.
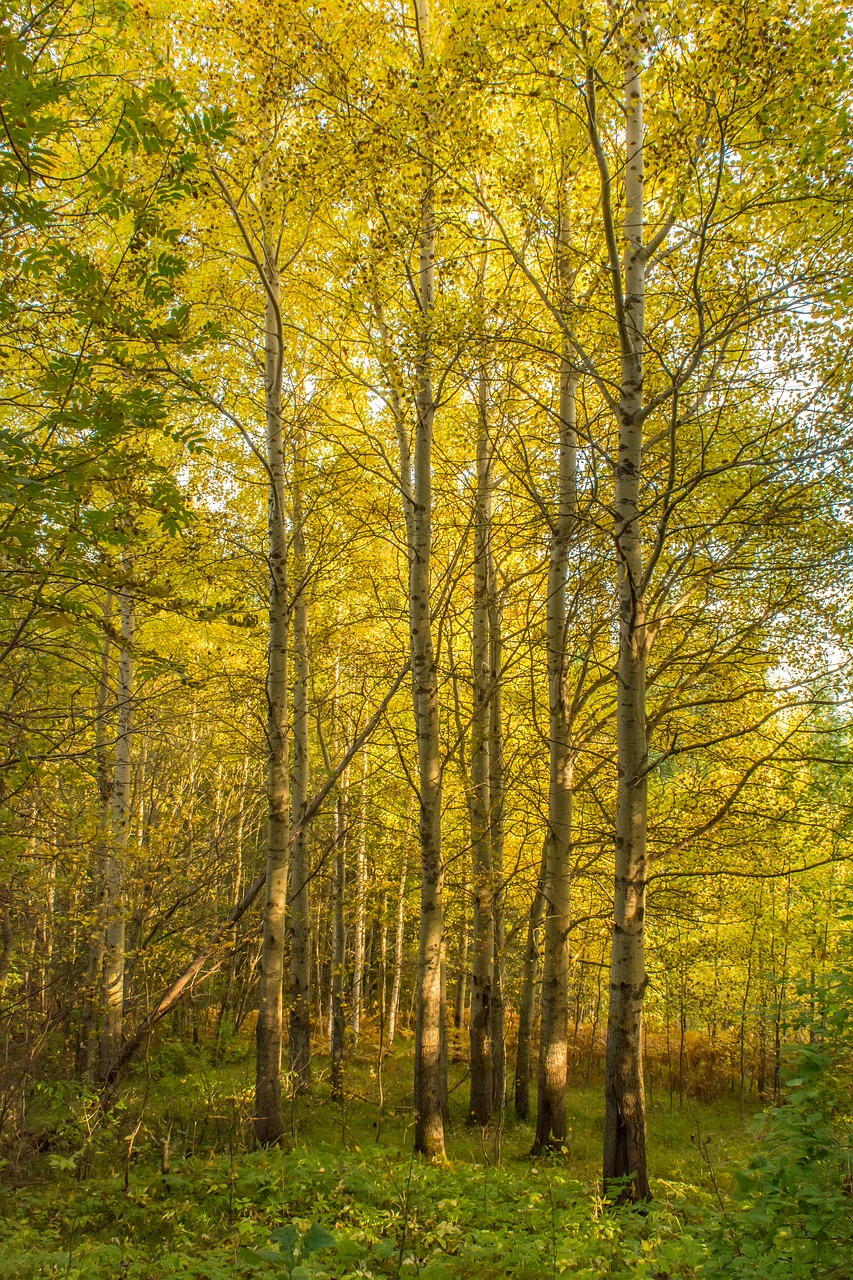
[215,749,249,1058]
[255,233,290,1147]
[534,199,577,1151]
[468,381,494,1125]
[289,435,311,1093]
[454,887,469,1031]
[82,592,112,1081]
[600,9,651,1199]
[351,746,368,1045]
[515,844,546,1120]
[488,546,506,1115]
[378,895,388,1027]
[0,902,14,1008]
[411,0,444,1156]
[388,806,412,1048]
[330,680,347,1100]
[439,947,450,1129]
[100,586,134,1080]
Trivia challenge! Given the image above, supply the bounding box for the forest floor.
[0,1036,763,1279]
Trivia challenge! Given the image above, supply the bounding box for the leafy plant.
[237,1222,337,1278]
[703,966,853,1279]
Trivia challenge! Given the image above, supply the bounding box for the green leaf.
[270,1225,298,1253]
[301,1224,336,1254]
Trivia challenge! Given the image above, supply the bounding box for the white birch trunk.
[388,802,412,1048]
[330,663,347,1099]
[468,373,494,1125]
[534,200,577,1151]
[255,231,290,1146]
[288,430,311,1092]
[487,444,506,1115]
[82,591,112,1082]
[602,5,651,1199]
[411,0,444,1157]
[351,746,367,1044]
[100,586,134,1080]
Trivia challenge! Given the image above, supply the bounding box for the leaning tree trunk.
[534,200,577,1152]
[255,233,290,1147]
[288,432,311,1094]
[410,0,444,1157]
[100,586,134,1080]
[468,374,494,1125]
[599,7,651,1201]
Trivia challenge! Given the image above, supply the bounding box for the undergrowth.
[1,1010,851,1279]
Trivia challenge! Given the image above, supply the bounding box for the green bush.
[704,971,853,1279]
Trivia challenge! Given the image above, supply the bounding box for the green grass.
[0,1039,762,1279]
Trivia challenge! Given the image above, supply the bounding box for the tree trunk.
[488,541,506,1115]
[330,673,347,1100]
[600,9,651,1200]
[100,586,134,1080]
[255,234,290,1147]
[215,748,249,1059]
[515,844,546,1120]
[453,885,469,1031]
[0,903,14,1007]
[388,807,411,1048]
[534,200,577,1152]
[351,746,367,1045]
[288,434,311,1093]
[82,592,112,1082]
[468,384,494,1126]
[411,0,444,1157]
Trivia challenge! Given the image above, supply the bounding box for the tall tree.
[534,193,577,1152]
[255,199,290,1145]
[289,423,311,1093]
[100,585,134,1079]
[468,367,495,1124]
[410,0,446,1158]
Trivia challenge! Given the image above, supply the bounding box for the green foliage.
[6,1041,853,1279]
[703,968,853,1279]
[0,1138,708,1279]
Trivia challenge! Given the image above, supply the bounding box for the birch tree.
[100,586,134,1079]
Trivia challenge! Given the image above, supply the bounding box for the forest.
[1,0,853,1275]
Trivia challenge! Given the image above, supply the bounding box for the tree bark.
[600,6,651,1200]
[388,804,412,1048]
[534,199,577,1152]
[0,902,14,1007]
[255,232,290,1146]
[411,0,444,1157]
[100,586,133,1080]
[82,591,112,1081]
[488,537,506,1115]
[515,844,546,1120]
[351,746,367,1044]
[468,380,494,1125]
[330,662,348,1101]
[453,885,469,1031]
[288,433,311,1093]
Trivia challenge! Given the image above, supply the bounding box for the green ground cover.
[2,1037,849,1280]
